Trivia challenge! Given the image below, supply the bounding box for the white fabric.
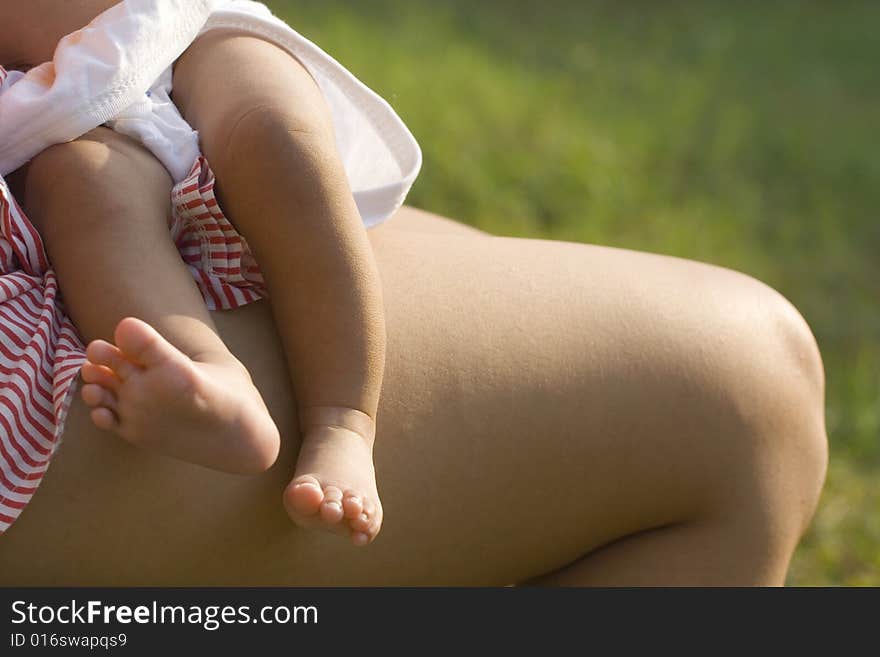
[0,0,224,175]
[0,0,421,226]
[108,67,202,182]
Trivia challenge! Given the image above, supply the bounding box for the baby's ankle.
[299,406,376,444]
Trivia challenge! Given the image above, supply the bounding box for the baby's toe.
[114,317,183,369]
[319,486,345,524]
[364,515,383,543]
[351,511,371,533]
[351,515,382,547]
[89,406,118,431]
[362,498,378,521]
[86,340,137,381]
[80,383,117,410]
[284,475,325,517]
[342,491,364,519]
[80,362,120,391]
[350,499,382,546]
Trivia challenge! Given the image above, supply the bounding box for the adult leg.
[384,206,490,237]
[10,128,279,473]
[0,220,827,585]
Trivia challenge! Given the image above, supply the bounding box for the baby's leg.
[10,128,279,473]
[173,35,385,545]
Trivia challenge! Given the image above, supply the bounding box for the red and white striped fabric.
[0,146,267,535]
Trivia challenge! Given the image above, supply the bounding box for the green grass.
[264,0,879,585]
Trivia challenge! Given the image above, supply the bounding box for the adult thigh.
[0,218,826,584]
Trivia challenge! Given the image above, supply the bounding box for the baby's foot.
[79,317,280,474]
[283,408,383,546]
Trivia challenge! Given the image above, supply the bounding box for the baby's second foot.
[283,410,383,547]
[79,317,280,474]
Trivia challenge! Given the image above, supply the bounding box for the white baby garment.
[0,0,422,227]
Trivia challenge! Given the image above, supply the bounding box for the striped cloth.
[0,151,267,534]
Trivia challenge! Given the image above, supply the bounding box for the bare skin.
[8,132,280,476]
[0,201,828,585]
[172,34,389,546]
[0,0,120,69]
[81,317,280,474]
[3,12,388,544]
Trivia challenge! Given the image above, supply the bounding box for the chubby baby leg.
[10,128,279,473]
[173,34,385,545]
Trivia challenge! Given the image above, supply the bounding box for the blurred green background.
[264,0,879,585]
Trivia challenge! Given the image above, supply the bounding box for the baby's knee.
[30,128,168,187]
[174,34,335,166]
[21,128,171,227]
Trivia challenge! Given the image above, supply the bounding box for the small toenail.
[349,497,361,506]
[360,513,369,522]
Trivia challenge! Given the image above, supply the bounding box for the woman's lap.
[0,208,826,585]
